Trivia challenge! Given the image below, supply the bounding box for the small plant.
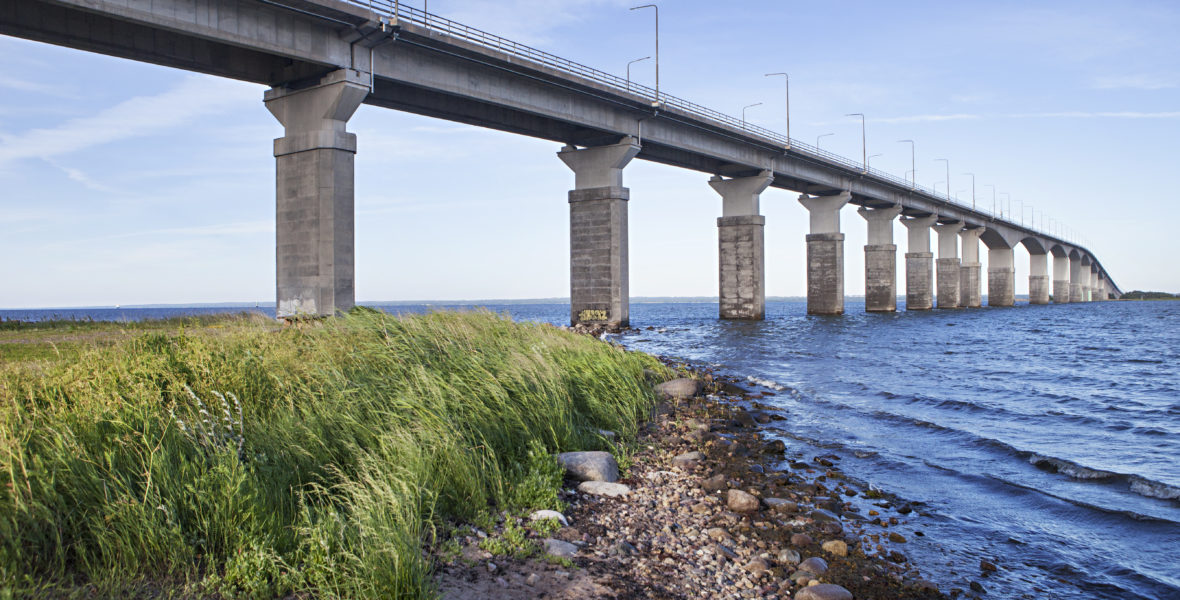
[171,385,245,460]
[528,517,561,537]
[505,439,566,512]
[479,519,536,559]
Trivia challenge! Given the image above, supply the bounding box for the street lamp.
[934,158,950,201]
[898,140,915,189]
[626,56,650,92]
[867,153,882,171]
[846,113,866,171]
[816,132,834,150]
[742,102,762,128]
[630,4,659,105]
[961,172,975,210]
[764,73,790,146]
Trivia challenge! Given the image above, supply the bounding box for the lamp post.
[816,132,834,150]
[846,113,866,171]
[933,180,944,195]
[630,4,659,105]
[742,102,762,128]
[626,56,650,92]
[764,72,790,146]
[867,153,882,171]
[962,172,975,210]
[983,184,995,217]
[934,158,950,201]
[898,139,915,189]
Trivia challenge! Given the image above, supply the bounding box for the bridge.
[1,0,1122,324]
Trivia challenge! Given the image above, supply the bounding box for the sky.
[1,0,1178,308]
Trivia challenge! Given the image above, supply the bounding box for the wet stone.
[556,451,619,482]
[727,489,760,512]
[798,557,829,575]
[794,583,853,600]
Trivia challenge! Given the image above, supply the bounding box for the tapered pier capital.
[798,191,851,234]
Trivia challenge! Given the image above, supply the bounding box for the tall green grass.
[0,309,665,598]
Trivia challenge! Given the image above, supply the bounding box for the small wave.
[745,375,785,391]
[1129,476,1180,500]
[1028,454,1119,480]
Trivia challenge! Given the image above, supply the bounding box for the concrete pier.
[858,205,902,312]
[710,171,773,320]
[799,192,851,315]
[901,215,937,310]
[559,137,641,327]
[934,221,964,309]
[988,246,1016,307]
[265,70,369,319]
[1069,255,1084,302]
[959,227,983,308]
[1029,252,1050,304]
[1054,253,1070,303]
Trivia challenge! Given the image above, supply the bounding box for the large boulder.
[654,378,702,400]
[727,489,760,512]
[556,451,618,482]
[794,584,852,600]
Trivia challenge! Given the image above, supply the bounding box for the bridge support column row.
[559,138,640,328]
[1029,252,1050,305]
[901,215,937,310]
[799,193,851,315]
[959,227,983,308]
[265,70,369,319]
[710,171,773,320]
[859,206,902,312]
[988,246,1016,307]
[934,221,964,308]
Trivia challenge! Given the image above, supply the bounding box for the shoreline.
[435,355,967,599]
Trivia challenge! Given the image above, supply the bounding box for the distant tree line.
[1121,290,1180,300]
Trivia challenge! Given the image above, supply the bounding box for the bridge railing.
[350,0,1041,234]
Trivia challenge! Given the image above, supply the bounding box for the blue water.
[5,300,1178,599]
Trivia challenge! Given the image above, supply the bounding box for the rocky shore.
[434,357,974,599]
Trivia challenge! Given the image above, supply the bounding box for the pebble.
[821,540,848,557]
[577,481,631,497]
[743,557,771,576]
[673,451,705,469]
[529,509,569,526]
[557,451,619,482]
[981,559,998,572]
[810,508,839,522]
[543,538,578,558]
[727,489,760,512]
[889,532,907,543]
[794,583,853,600]
[798,557,829,576]
[764,497,798,513]
[701,473,728,491]
[791,533,814,547]
[525,573,540,586]
[777,548,801,565]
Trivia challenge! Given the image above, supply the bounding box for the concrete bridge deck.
[1,0,1122,321]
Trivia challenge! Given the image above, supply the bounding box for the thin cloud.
[0,75,257,165]
[868,114,982,124]
[861,111,1180,124]
[1092,75,1177,91]
[0,75,75,97]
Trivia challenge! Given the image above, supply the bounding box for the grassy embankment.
[0,310,666,598]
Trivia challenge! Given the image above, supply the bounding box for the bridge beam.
[901,215,937,310]
[1053,254,1070,303]
[559,138,640,328]
[711,171,773,320]
[265,69,369,319]
[959,227,983,308]
[798,192,851,315]
[1029,252,1050,304]
[934,221,965,308]
[858,205,902,312]
[1069,255,1085,302]
[988,246,1016,307]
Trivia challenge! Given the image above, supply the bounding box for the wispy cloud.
[868,114,983,124]
[440,0,630,45]
[0,75,75,97]
[48,219,274,248]
[1091,74,1178,91]
[0,75,257,165]
[861,111,1180,124]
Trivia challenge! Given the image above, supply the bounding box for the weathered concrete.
[1069,256,1084,303]
[799,192,851,315]
[959,227,983,308]
[934,221,964,309]
[901,215,937,310]
[711,171,773,320]
[1029,252,1050,304]
[1053,254,1071,303]
[265,69,369,318]
[559,138,640,327]
[858,205,902,312]
[988,246,1016,307]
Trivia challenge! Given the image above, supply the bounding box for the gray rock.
[543,538,578,558]
[790,533,814,547]
[777,548,801,565]
[743,557,771,576]
[577,481,631,498]
[525,573,540,586]
[727,489,760,512]
[701,473,728,491]
[528,509,569,526]
[821,539,848,557]
[654,378,701,400]
[810,508,839,522]
[794,583,852,600]
[798,556,829,575]
[764,497,798,513]
[672,451,704,469]
[556,451,619,482]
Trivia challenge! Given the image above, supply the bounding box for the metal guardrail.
[348,0,1064,239]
